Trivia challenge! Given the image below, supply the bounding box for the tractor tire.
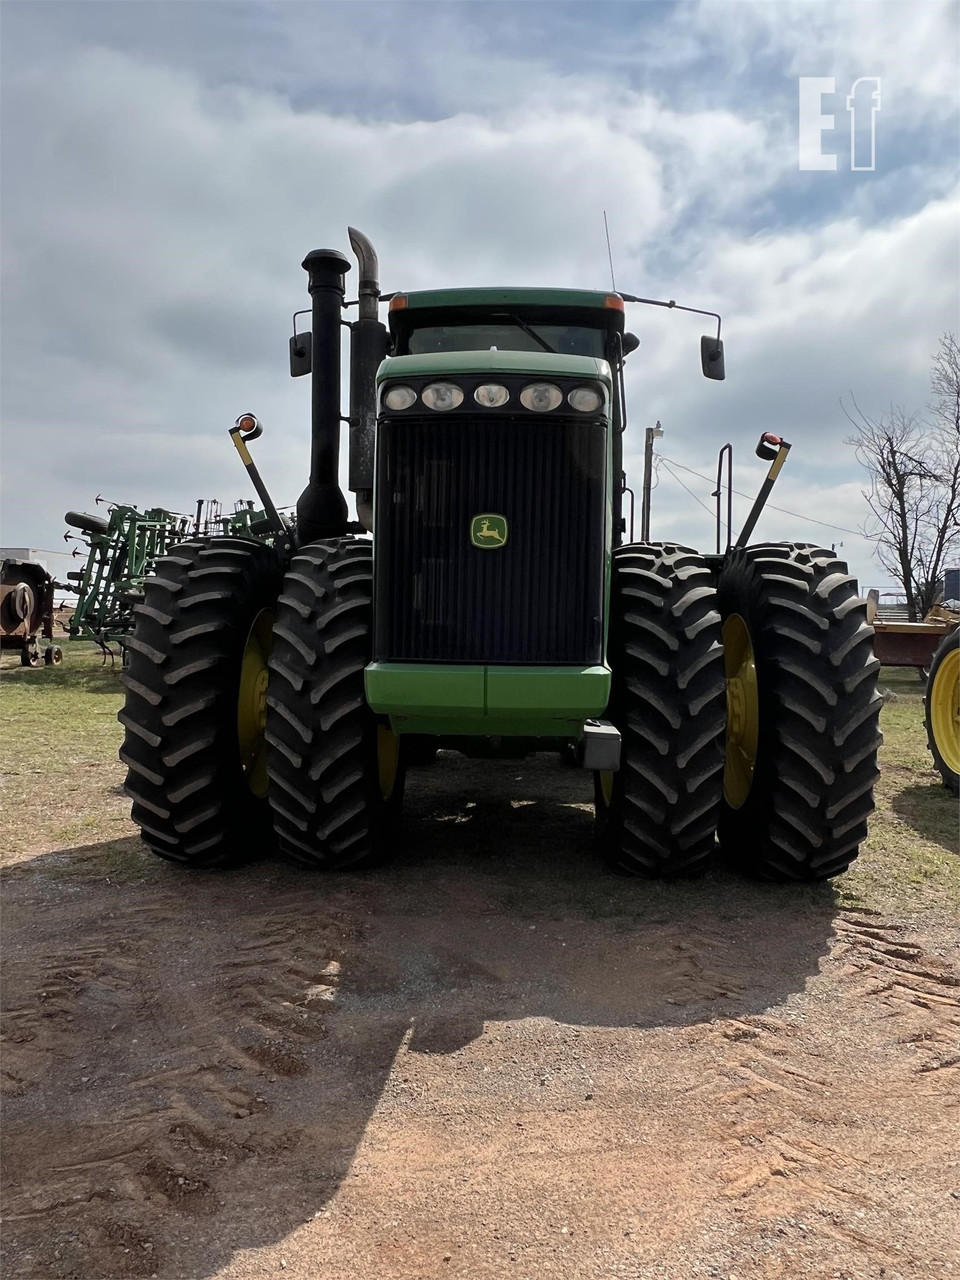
[44,645,63,666]
[266,538,404,869]
[20,644,40,668]
[65,511,110,536]
[716,543,882,881]
[118,537,283,867]
[598,543,726,876]
[924,626,959,795]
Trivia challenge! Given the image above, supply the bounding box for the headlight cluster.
[382,382,603,414]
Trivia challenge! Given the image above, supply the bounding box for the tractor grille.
[373,416,606,664]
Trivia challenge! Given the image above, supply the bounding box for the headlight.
[421,382,464,412]
[474,383,510,408]
[567,387,603,413]
[383,385,417,411]
[520,382,563,412]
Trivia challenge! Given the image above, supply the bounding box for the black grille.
[374,416,606,664]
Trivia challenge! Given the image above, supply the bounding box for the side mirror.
[700,335,725,381]
[621,332,640,357]
[289,331,312,378]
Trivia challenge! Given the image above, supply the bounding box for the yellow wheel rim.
[930,647,960,777]
[377,724,401,801]
[598,770,614,806]
[723,613,759,809]
[237,609,273,798]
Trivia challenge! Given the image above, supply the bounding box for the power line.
[659,455,863,537]
[658,459,718,521]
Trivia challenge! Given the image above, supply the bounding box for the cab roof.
[390,287,624,314]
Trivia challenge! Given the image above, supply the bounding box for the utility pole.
[640,421,664,542]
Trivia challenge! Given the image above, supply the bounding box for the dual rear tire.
[119,536,398,870]
[599,542,882,881]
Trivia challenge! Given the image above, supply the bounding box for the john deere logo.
[470,513,508,548]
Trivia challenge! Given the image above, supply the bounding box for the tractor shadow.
[2,754,843,1279]
[890,780,960,853]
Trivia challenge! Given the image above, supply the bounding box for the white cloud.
[1,2,956,598]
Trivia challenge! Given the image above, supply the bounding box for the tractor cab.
[387,288,626,362]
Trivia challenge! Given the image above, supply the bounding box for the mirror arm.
[620,294,722,342]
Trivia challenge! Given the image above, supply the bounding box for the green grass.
[838,667,959,917]
[0,644,130,862]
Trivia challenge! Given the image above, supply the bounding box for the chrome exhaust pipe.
[347,227,387,529]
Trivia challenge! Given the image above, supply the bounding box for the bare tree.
[844,333,960,620]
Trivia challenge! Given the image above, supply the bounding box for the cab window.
[401,322,607,358]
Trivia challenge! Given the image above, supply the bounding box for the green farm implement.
[119,228,882,881]
[64,500,286,649]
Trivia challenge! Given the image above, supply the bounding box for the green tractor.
[119,229,882,880]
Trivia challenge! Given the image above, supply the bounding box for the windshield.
[402,321,608,358]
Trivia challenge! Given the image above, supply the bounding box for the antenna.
[603,210,616,291]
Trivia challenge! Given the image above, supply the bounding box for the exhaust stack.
[347,227,387,531]
[296,248,350,543]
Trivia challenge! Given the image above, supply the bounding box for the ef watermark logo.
[799,77,881,171]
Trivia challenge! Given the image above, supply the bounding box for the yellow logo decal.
[470,513,508,548]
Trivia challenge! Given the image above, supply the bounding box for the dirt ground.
[2,657,959,1280]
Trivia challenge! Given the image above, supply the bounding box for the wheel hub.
[728,676,747,736]
[238,609,274,798]
[723,613,759,809]
[930,648,960,777]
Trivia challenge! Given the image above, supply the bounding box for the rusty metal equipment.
[0,558,61,666]
[866,591,960,670]
[870,620,955,669]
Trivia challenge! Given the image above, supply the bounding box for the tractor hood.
[377,350,612,385]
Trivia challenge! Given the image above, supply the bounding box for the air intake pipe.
[347,227,387,531]
[295,248,350,543]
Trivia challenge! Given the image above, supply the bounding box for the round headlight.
[520,382,563,412]
[383,385,417,411]
[567,387,603,413]
[421,382,464,412]
[474,383,510,408]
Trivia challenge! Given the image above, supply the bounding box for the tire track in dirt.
[1,891,357,1279]
[835,911,960,1087]
[672,907,959,1275]
[686,1011,870,1217]
[2,906,171,1094]
[1,945,109,1097]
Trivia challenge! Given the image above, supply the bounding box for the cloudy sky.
[2,0,958,591]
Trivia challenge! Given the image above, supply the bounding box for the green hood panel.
[365,662,611,737]
[378,351,612,383]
